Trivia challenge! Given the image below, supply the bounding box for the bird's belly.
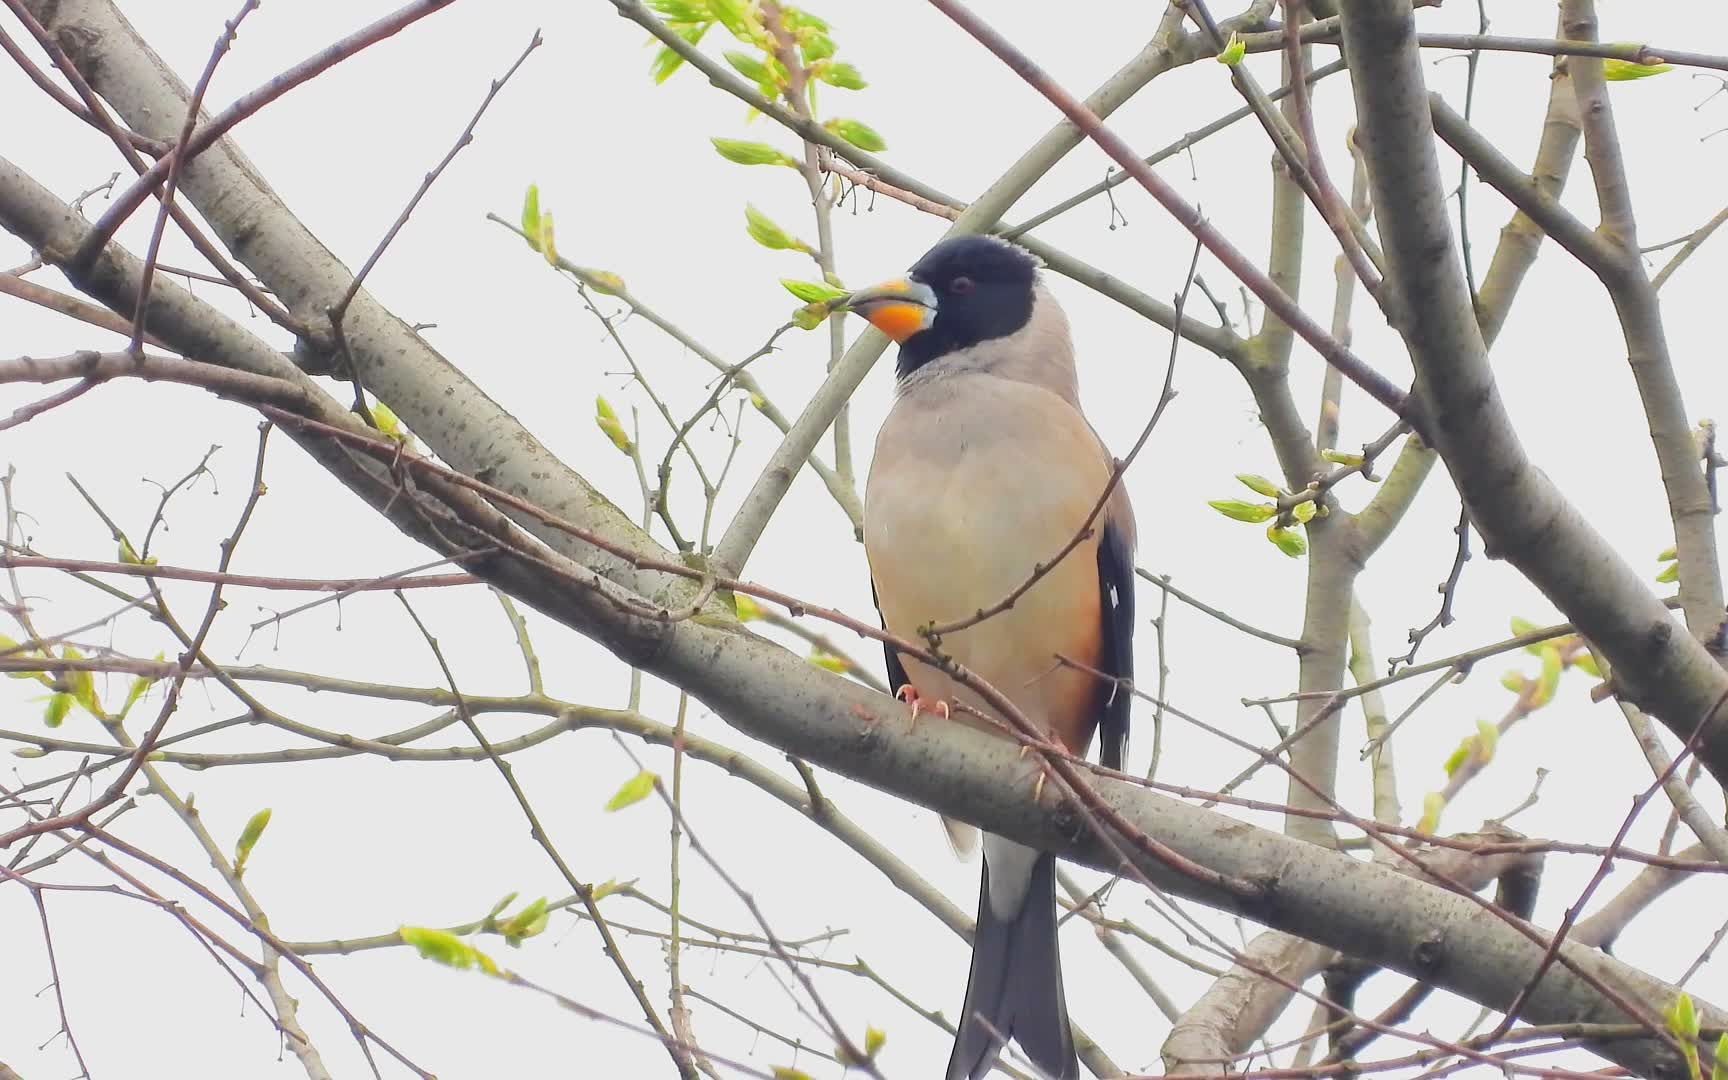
[866,431,1106,741]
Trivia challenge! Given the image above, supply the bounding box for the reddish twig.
[615,733,880,1076]
[1484,687,1728,1046]
[0,379,96,432]
[70,0,460,276]
[0,429,270,849]
[1390,505,1472,672]
[0,0,296,331]
[131,0,262,355]
[0,553,476,593]
[19,882,91,1077]
[1278,0,1384,300]
[0,22,167,154]
[393,593,696,1079]
[0,272,170,345]
[327,27,540,419]
[923,0,1415,431]
[84,823,433,1077]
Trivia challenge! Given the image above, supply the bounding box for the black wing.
[871,579,912,700]
[1096,515,1135,770]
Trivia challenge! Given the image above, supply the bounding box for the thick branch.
[1336,0,1728,790]
[1562,0,1726,648]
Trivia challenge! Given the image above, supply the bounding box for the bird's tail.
[946,849,1076,1080]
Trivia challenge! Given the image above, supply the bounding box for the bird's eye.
[950,276,975,295]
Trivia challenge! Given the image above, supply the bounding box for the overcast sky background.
[5,2,1728,1078]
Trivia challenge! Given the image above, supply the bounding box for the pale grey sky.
[4,2,1728,1078]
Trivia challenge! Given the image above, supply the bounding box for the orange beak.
[844,277,937,343]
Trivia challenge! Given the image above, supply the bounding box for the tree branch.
[1335,0,1728,792]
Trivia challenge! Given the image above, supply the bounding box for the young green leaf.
[1657,544,1678,562]
[1474,718,1499,764]
[1572,650,1602,679]
[120,537,155,566]
[1417,791,1444,835]
[586,270,626,295]
[1710,1031,1726,1080]
[1266,524,1308,558]
[1667,990,1700,1040]
[117,654,163,720]
[589,878,630,902]
[744,204,807,252]
[823,118,886,152]
[594,395,630,451]
[1499,670,1526,694]
[724,50,772,86]
[1509,615,1548,655]
[1235,473,1280,498]
[1320,448,1365,467]
[864,1025,887,1058]
[1208,499,1275,523]
[707,0,752,39]
[1528,643,1563,709]
[1216,31,1246,67]
[650,45,685,84]
[712,137,795,167]
[3,635,49,686]
[520,185,541,250]
[538,211,558,266]
[647,0,709,20]
[1657,561,1680,584]
[371,401,410,445]
[650,21,714,86]
[1290,500,1318,524]
[772,1069,816,1080]
[792,302,830,330]
[1603,59,1673,81]
[605,769,658,812]
[487,892,521,919]
[400,926,499,975]
[499,896,550,946]
[781,278,848,304]
[809,649,850,674]
[44,691,71,729]
[59,647,99,717]
[817,60,867,90]
[733,593,765,621]
[1442,738,1472,778]
[233,807,272,874]
[800,32,835,62]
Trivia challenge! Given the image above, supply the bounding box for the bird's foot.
[894,684,950,729]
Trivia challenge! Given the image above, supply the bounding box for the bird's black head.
[847,236,1041,379]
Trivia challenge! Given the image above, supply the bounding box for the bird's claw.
[894,684,950,729]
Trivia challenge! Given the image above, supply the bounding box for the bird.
[847,234,1136,1080]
